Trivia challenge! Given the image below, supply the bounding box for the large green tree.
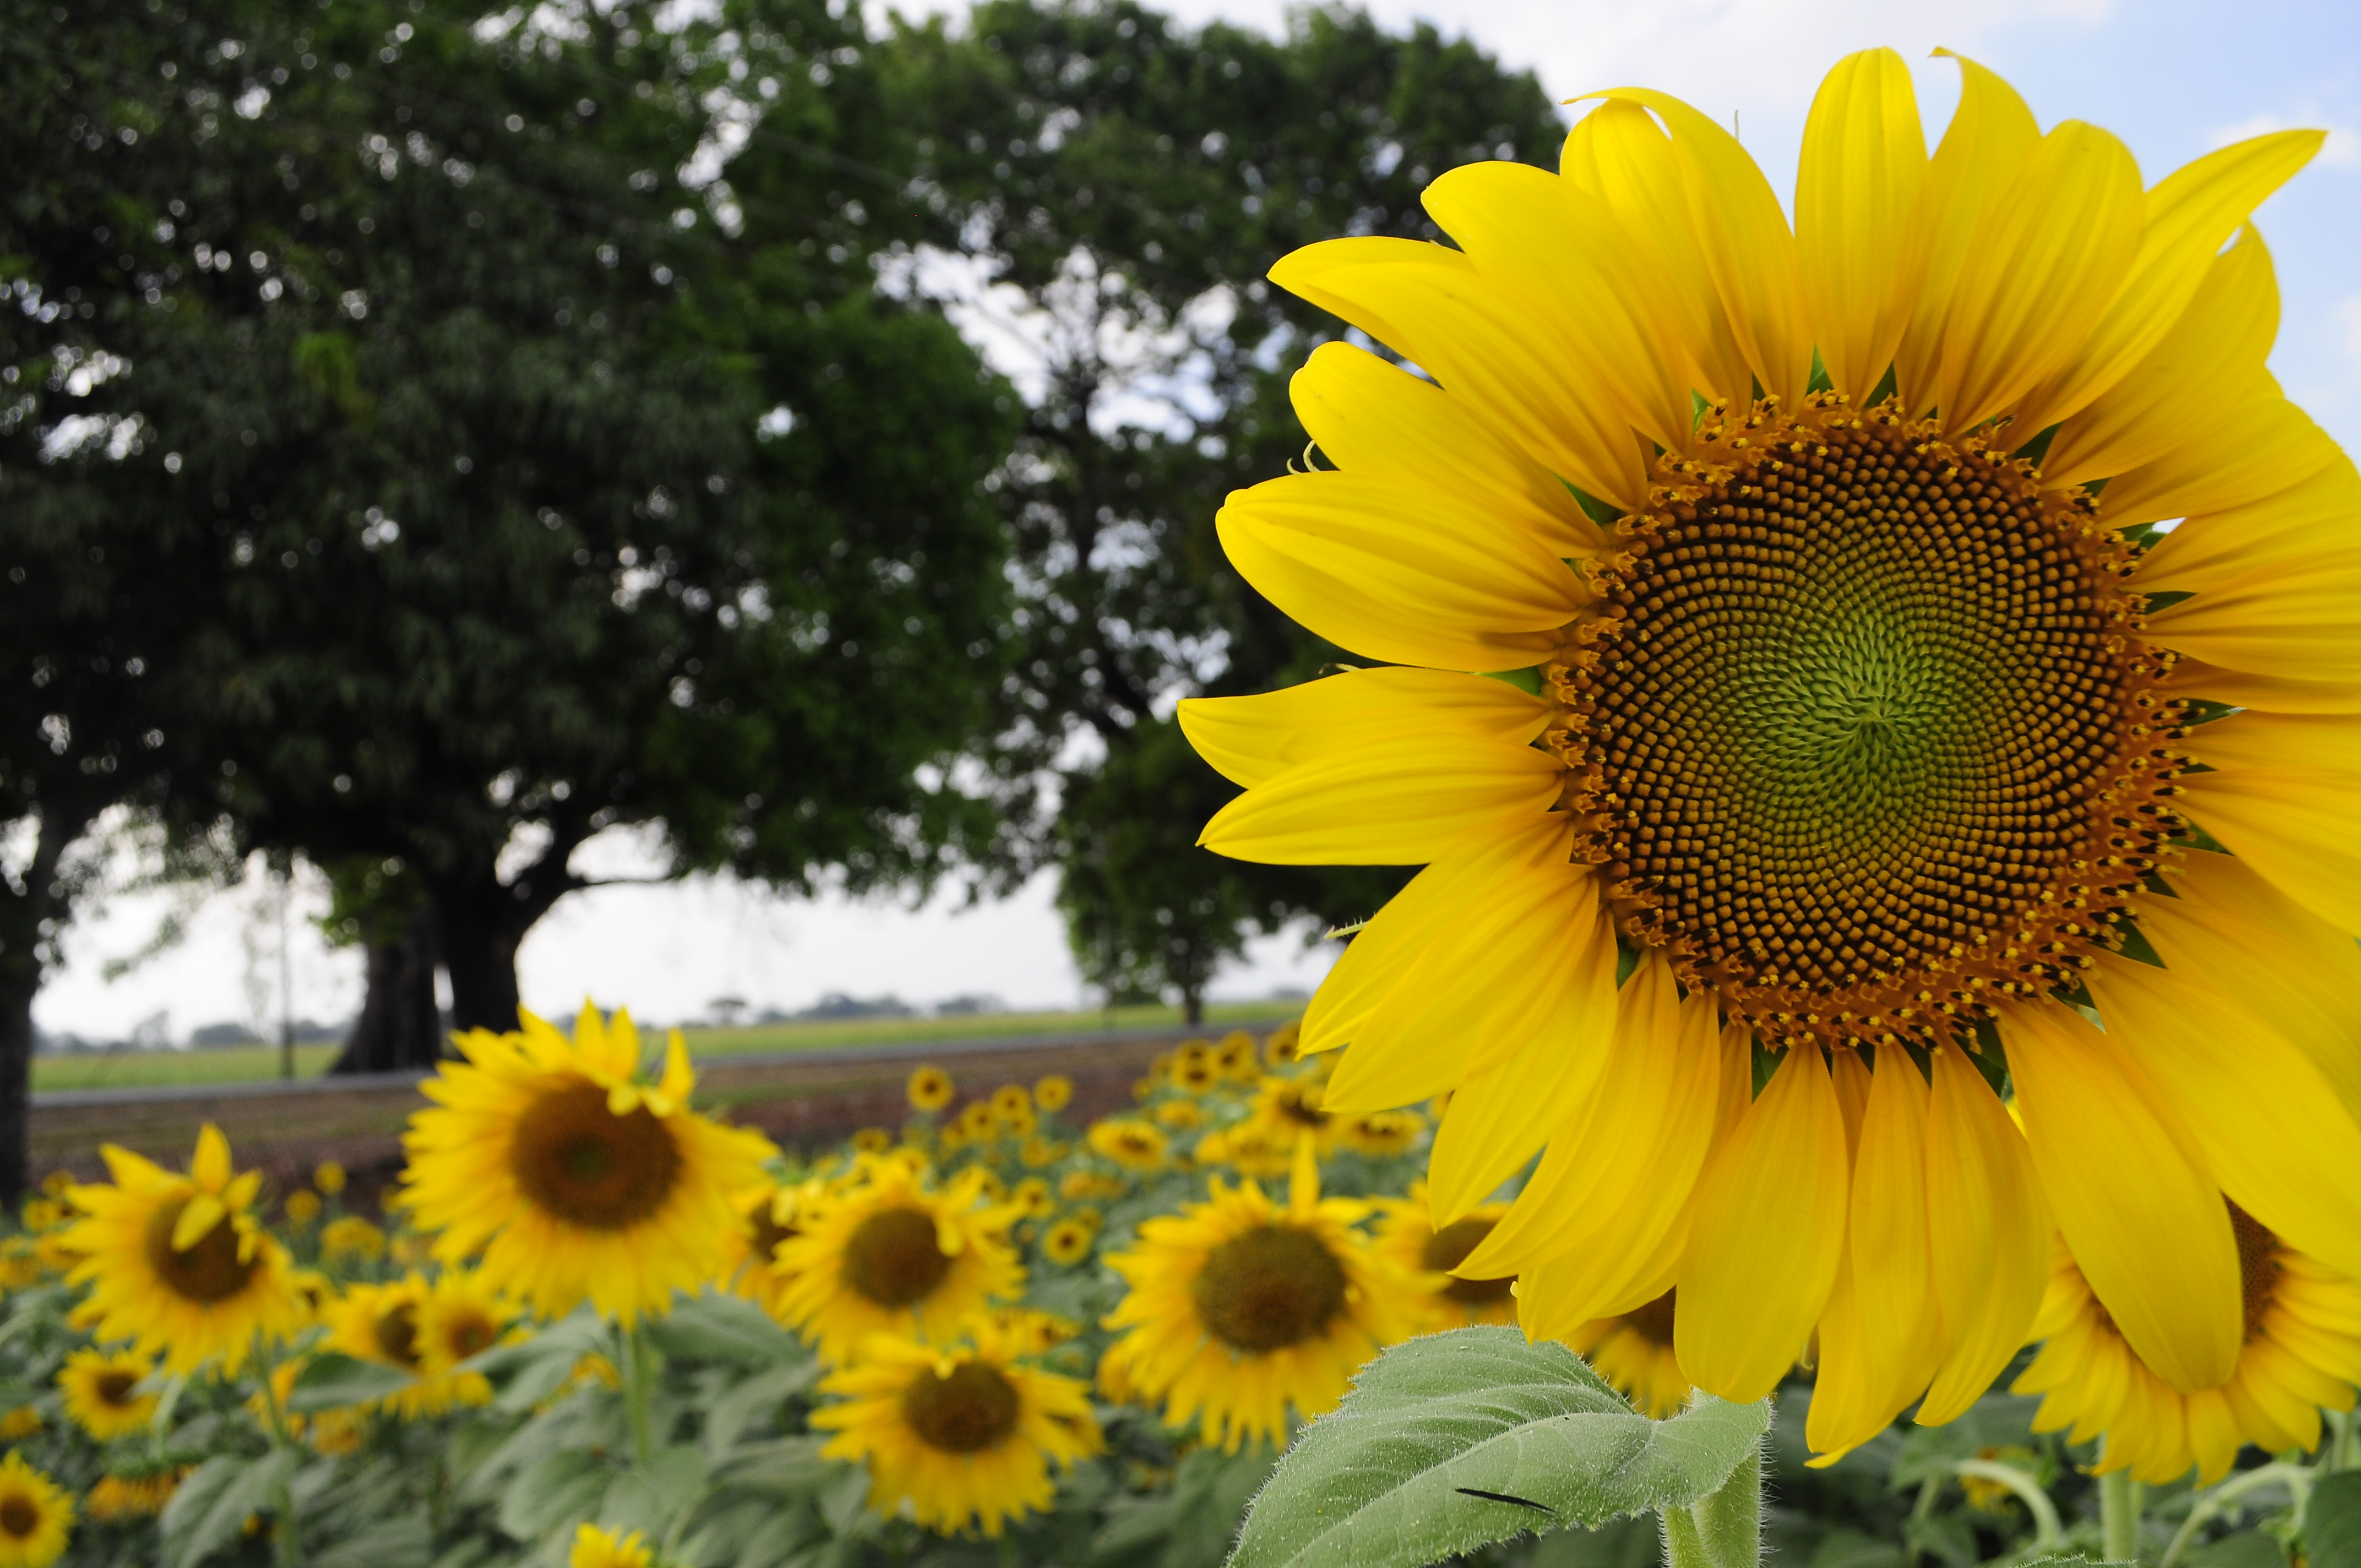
[883,2,1566,1016]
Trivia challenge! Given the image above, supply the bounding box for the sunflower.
[1033,1075,1074,1114]
[1261,1023,1302,1069]
[0,1243,40,1294]
[1154,1100,1205,1131]
[327,1276,460,1418]
[1086,1119,1169,1172]
[1019,1136,1060,1169]
[1100,1155,1405,1450]
[282,1190,322,1228]
[312,1161,346,1196]
[1042,1218,1096,1268]
[61,1126,302,1376]
[0,1456,70,1568]
[570,1522,654,1568]
[56,1349,157,1440]
[812,1317,1102,1538]
[1059,1170,1124,1203]
[1371,1181,1515,1331]
[1171,1043,1218,1095]
[1212,1031,1259,1081]
[719,1181,809,1320]
[0,1412,34,1444]
[851,1128,894,1155]
[396,1004,775,1324]
[1180,47,2357,1458]
[1336,1108,1424,1158]
[1564,1291,1693,1419]
[83,1468,183,1523]
[1243,1077,1337,1156]
[772,1161,1022,1364]
[1010,1177,1054,1220]
[1192,1119,1291,1180]
[2014,1204,2361,1484]
[907,1066,955,1114]
[319,1215,386,1266]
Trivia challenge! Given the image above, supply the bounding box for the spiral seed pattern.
[1552,403,2184,1048]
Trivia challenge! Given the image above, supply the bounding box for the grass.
[30,1000,1306,1093]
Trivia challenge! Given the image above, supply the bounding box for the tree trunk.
[428,831,583,1035]
[1182,988,1204,1027]
[0,805,95,1207]
[330,901,443,1073]
[0,973,33,1211]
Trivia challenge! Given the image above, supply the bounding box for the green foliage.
[1230,1327,1772,1568]
[2305,1473,2361,1568]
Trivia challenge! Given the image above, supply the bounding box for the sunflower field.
[0,1004,2348,1568]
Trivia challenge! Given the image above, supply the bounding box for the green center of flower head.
[1560,404,2184,1049]
[842,1206,951,1307]
[509,1080,682,1231]
[1193,1223,1347,1353]
[902,1359,1020,1452]
[144,1196,256,1304]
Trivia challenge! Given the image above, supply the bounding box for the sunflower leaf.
[160,1446,301,1568]
[1227,1326,1771,1568]
[287,1351,415,1413]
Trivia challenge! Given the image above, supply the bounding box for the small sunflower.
[1059,1170,1125,1203]
[812,1317,1103,1538]
[1214,1032,1259,1081]
[719,1181,808,1320]
[1018,1136,1060,1169]
[907,1066,955,1114]
[570,1522,655,1568]
[0,1242,41,1294]
[1371,1182,1515,1331]
[416,1269,514,1375]
[1086,1119,1169,1172]
[956,1101,997,1144]
[319,1215,386,1266]
[1193,1120,1292,1179]
[1154,1101,1205,1131]
[1010,1177,1054,1220]
[851,1128,894,1155]
[2014,1205,2361,1484]
[1336,1108,1424,1158]
[1243,1077,1337,1157]
[772,1161,1022,1363]
[56,1349,157,1441]
[1261,1023,1302,1069]
[326,1277,453,1417]
[0,1412,35,1444]
[312,1162,346,1196]
[62,1126,301,1376]
[1033,1075,1074,1114]
[1100,1157,1405,1450]
[396,1004,775,1324]
[282,1190,322,1228]
[1042,1218,1096,1268]
[1172,1043,1218,1095]
[83,1468,183,1523]
[1565,1291,1693,1419]
[0,1454,72,1567]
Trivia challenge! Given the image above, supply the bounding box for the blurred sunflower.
[1179,43,2361,1458]
[416,1270,514,1378]
[0,1455,71,1568]
[569,1522,654,1568]
[1260,1023,1302,1069]
[396,1004,775,1324]
[1213,1031,1258,1081]
[956,1101,997,1143]
[1033,1075,1074,1114]
[1172,1043,1217,1094]
[1060,1171,1125,1203]
[720,1181,808,1319]
[0,1411,36,1444]
[1010,1177,1054,1220]
[0,1241,41,1294]
[313,1161,347,1197]
[850,1128,894,1156]
[1087,1119,1169,1172]
[772,1162,1021,1363]
[1193,1120,1291,1180]
[2015,1205,2361,1483]
[812,1317,1102,1538]
[319,1215,387,1266]
[82,1468,184,1523]
[1100,1155,1404,1450]
[1566,1291,1693,1419]
[1244,1077,1336,1156]
[906,1066,955,1114]
[56,1349,157,1440]
[1018,1136,1060,1169]
[282,1190,322,1229]
[1154,1101,1205,1131]
[1336,1109,1424,1159]
[1372,1182,1514,1331]
[62,1125,301,1376]
[1042,1218,1096,1268]
[326,1276,462,1417]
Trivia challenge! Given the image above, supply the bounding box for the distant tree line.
[0,0,1558,1199]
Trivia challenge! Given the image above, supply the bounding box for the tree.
[883,1,1566,1012]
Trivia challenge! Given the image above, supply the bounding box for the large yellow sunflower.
[1371,1181,1515,1332]
[55,1349,157,1441]
[1099,1155,1405,1450]
[1180,46,2360,1458]
[61,1126,302,1376]
[0,1454,72,1568]
[2014,1205,2361,1484]
[771,1160,1023,1364]
[396,1004,776,1324]
[811,1316,1103,1538]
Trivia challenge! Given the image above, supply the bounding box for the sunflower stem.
[1661,1442,1760,1568]
[2100,1463,2144,1564]
[621,1321,655,1467]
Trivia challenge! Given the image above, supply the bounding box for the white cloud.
[2209,110,2361,166]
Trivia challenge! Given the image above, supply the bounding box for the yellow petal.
[657,1030,694,1104]
[224,1169,263,1213]
[1456,955,1720,1284]
[1561,100,1756,407]
[2001,1001,2241,1392]
[1829,1044,1871,1162]
[1932,119,2145,434]
[2097,390,2340,530]
[1215,470,1582,673]
[2012,130,2321,433]
[2088,955,2361,1281]
[191,1123,232,1191]
[1291,341,1603,556]
[2135,455,2361,596]
[1335,858,1614,1123]
[1302,814,1574,1060]
[172,1193,227,1252]
[1197,730,1563,868]
[2145,569,2361,683]
[1823,1048,1941,1447]
[1581,86,1813,411]
[1178,666,1552,791]
[1796,48,1926,404]
[1918,1043,2048,1424]
[2141,849,2361,1122]
[2182,709,2361,774]
[1269,239,1646,508]
[2174,766,2361,933]
[1675,1044,1849,1402]
[1422,161,1698,455]
[2041,225,2278,487]
[1423,965,1620,1223]
[2162,656,2361,715]
[1891,51,2040,417]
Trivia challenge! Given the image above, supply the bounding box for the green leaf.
[1228,1327,1771,1568]
[287,1351,414,1413]
[2190,1531,2291,1568]
[602,1445,713,1540]
[2309,1473,2361,1568]
[498,1447,611,1542]
[160,1447,301,1568]
[476,1310,613,1412]
[307,1517,434,1568]
[644,1291,805,1366]
[1093,1445,1278,1568]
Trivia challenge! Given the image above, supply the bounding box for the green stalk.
[1662,1445,1761,1568]
[2157,1462,2314,1568]
[1952,1460,2065,1555]
[621,1321,655,1466]
[2100,1464,2144,1564]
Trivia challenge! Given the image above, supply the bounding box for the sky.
[35,0,2361,1042]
